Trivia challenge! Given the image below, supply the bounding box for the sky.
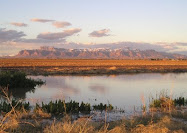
[0,0,187,56]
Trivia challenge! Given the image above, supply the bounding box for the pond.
[22,73,187,113]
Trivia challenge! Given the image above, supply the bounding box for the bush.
[0,71,44,88]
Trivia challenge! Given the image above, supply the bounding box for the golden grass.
[131,116,185,133]
[1,59,187,67]
[43,115,187,133]
[0,88,35,132]
[44,116,95,133]
[1,59,187,75]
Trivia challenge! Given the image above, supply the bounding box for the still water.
[26,73,187,112]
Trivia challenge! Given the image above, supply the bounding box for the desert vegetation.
[1,59,187,75]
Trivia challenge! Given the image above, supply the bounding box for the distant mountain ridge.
[12,46,186,59]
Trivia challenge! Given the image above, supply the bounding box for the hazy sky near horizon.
[0,0,187,55]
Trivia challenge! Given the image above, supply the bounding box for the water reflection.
[0,87,35,99]
[89,84,108,94]
[10,87,35,99]
[23,73,187,111]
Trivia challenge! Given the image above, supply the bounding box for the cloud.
[30,18,54,23]
[0,28,26,43]
[37,28,81,40]
[11,22,28,27]
[89,29,110,37]
[173,42,187,46]
[8,28,81,44]
[21,38,66,44]
[52,21,71,28]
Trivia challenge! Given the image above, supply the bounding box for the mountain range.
[12,46,186,59]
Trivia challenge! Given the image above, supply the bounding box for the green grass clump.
[79,102,91,113]
[150,99,162,108]
[174,97,187,106]
[0,98,113,116]
[38,101,114,115]
[39,100,91,115]
[150,96,187,109]
[0,99,30,113]
[93,103,114,111]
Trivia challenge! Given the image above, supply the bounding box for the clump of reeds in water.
[38,100,91,115]
[35,100,114,115]
[174,97,187,106]
[93,103,114,111]
[150,96,187,112]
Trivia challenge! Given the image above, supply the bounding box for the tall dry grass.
[43,115,187,133]
[0,87,36,132]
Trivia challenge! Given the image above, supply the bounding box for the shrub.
[0,71,44,88]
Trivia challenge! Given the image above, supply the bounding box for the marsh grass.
[93,103,114,111]
[149,97,175,112]
[39,100,91,115]
[34,100,114,115]
[174,97,187,106]
[43,114,187,133]
[0,87,35,132]
[1,87,187,132]
[0,99,30,113]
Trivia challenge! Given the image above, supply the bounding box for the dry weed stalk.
[0,87,35,132]
[141,94,146,116]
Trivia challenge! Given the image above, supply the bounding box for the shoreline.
[1,66,187,76]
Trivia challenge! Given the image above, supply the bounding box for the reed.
[93,103,114,111]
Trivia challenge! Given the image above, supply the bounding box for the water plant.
[39,100,91,115]
[174,97,187,106]
[37,101,114,115]
[93,103,114,111]
[149,95,187,114]
[0,99,30,113]
[150,96,174,112]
